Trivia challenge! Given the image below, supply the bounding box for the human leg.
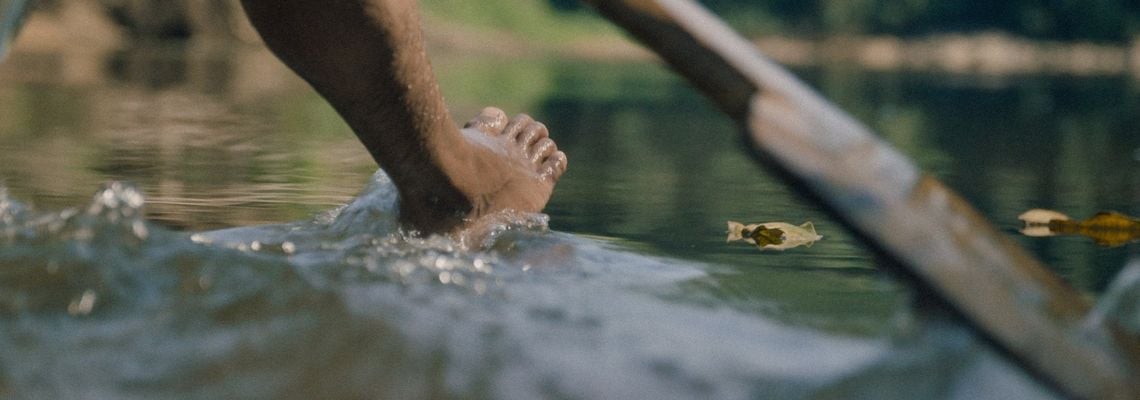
[239,0,566,234]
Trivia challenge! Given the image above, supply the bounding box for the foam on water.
[0,171,1060,398]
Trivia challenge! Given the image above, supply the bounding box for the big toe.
[464,107,508,135]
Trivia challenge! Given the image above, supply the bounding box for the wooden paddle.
[580,1,1140,398]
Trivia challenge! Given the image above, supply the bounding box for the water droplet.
[99,189,117,207]
[391,260,413,277]
[73,227,94,241]
[472,260,492,274]
[363,257,383,273]
[67,290,97,316]
[132,220,149,240]
[450,272,466,286]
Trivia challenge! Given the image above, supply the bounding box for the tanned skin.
[239,0,567,234]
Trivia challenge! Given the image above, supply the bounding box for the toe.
[501,114,534,141]
[464,107,508,135]
[540,151,568,180]
[530,138,557,165]
[517,121,549,146]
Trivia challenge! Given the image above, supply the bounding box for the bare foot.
[396,107,567,235]
[453,107,568,222]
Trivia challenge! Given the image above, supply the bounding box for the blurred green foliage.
[733,0,1139,41]
[420,0,620,44]
[541,0,1140,42]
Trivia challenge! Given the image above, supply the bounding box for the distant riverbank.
[425,12,1140,79]
[10,0,1140,81]
[754,33,1140,78]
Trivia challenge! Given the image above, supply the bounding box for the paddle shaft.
[581,1,1140,398]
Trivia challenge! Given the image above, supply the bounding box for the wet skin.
[239,0,567,234]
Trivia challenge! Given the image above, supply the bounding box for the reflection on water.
[530,60,1138,294]
[0,38,1135,397]
[1020,208,1140,247]
[0,42,374,230]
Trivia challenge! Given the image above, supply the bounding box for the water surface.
[0,41,1136,398]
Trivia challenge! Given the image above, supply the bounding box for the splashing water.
[0,170,1063,398]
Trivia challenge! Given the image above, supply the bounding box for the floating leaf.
[1018,209,1140,247]
[726,221,821,251]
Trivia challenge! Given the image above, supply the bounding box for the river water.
[0,40,1137,398]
